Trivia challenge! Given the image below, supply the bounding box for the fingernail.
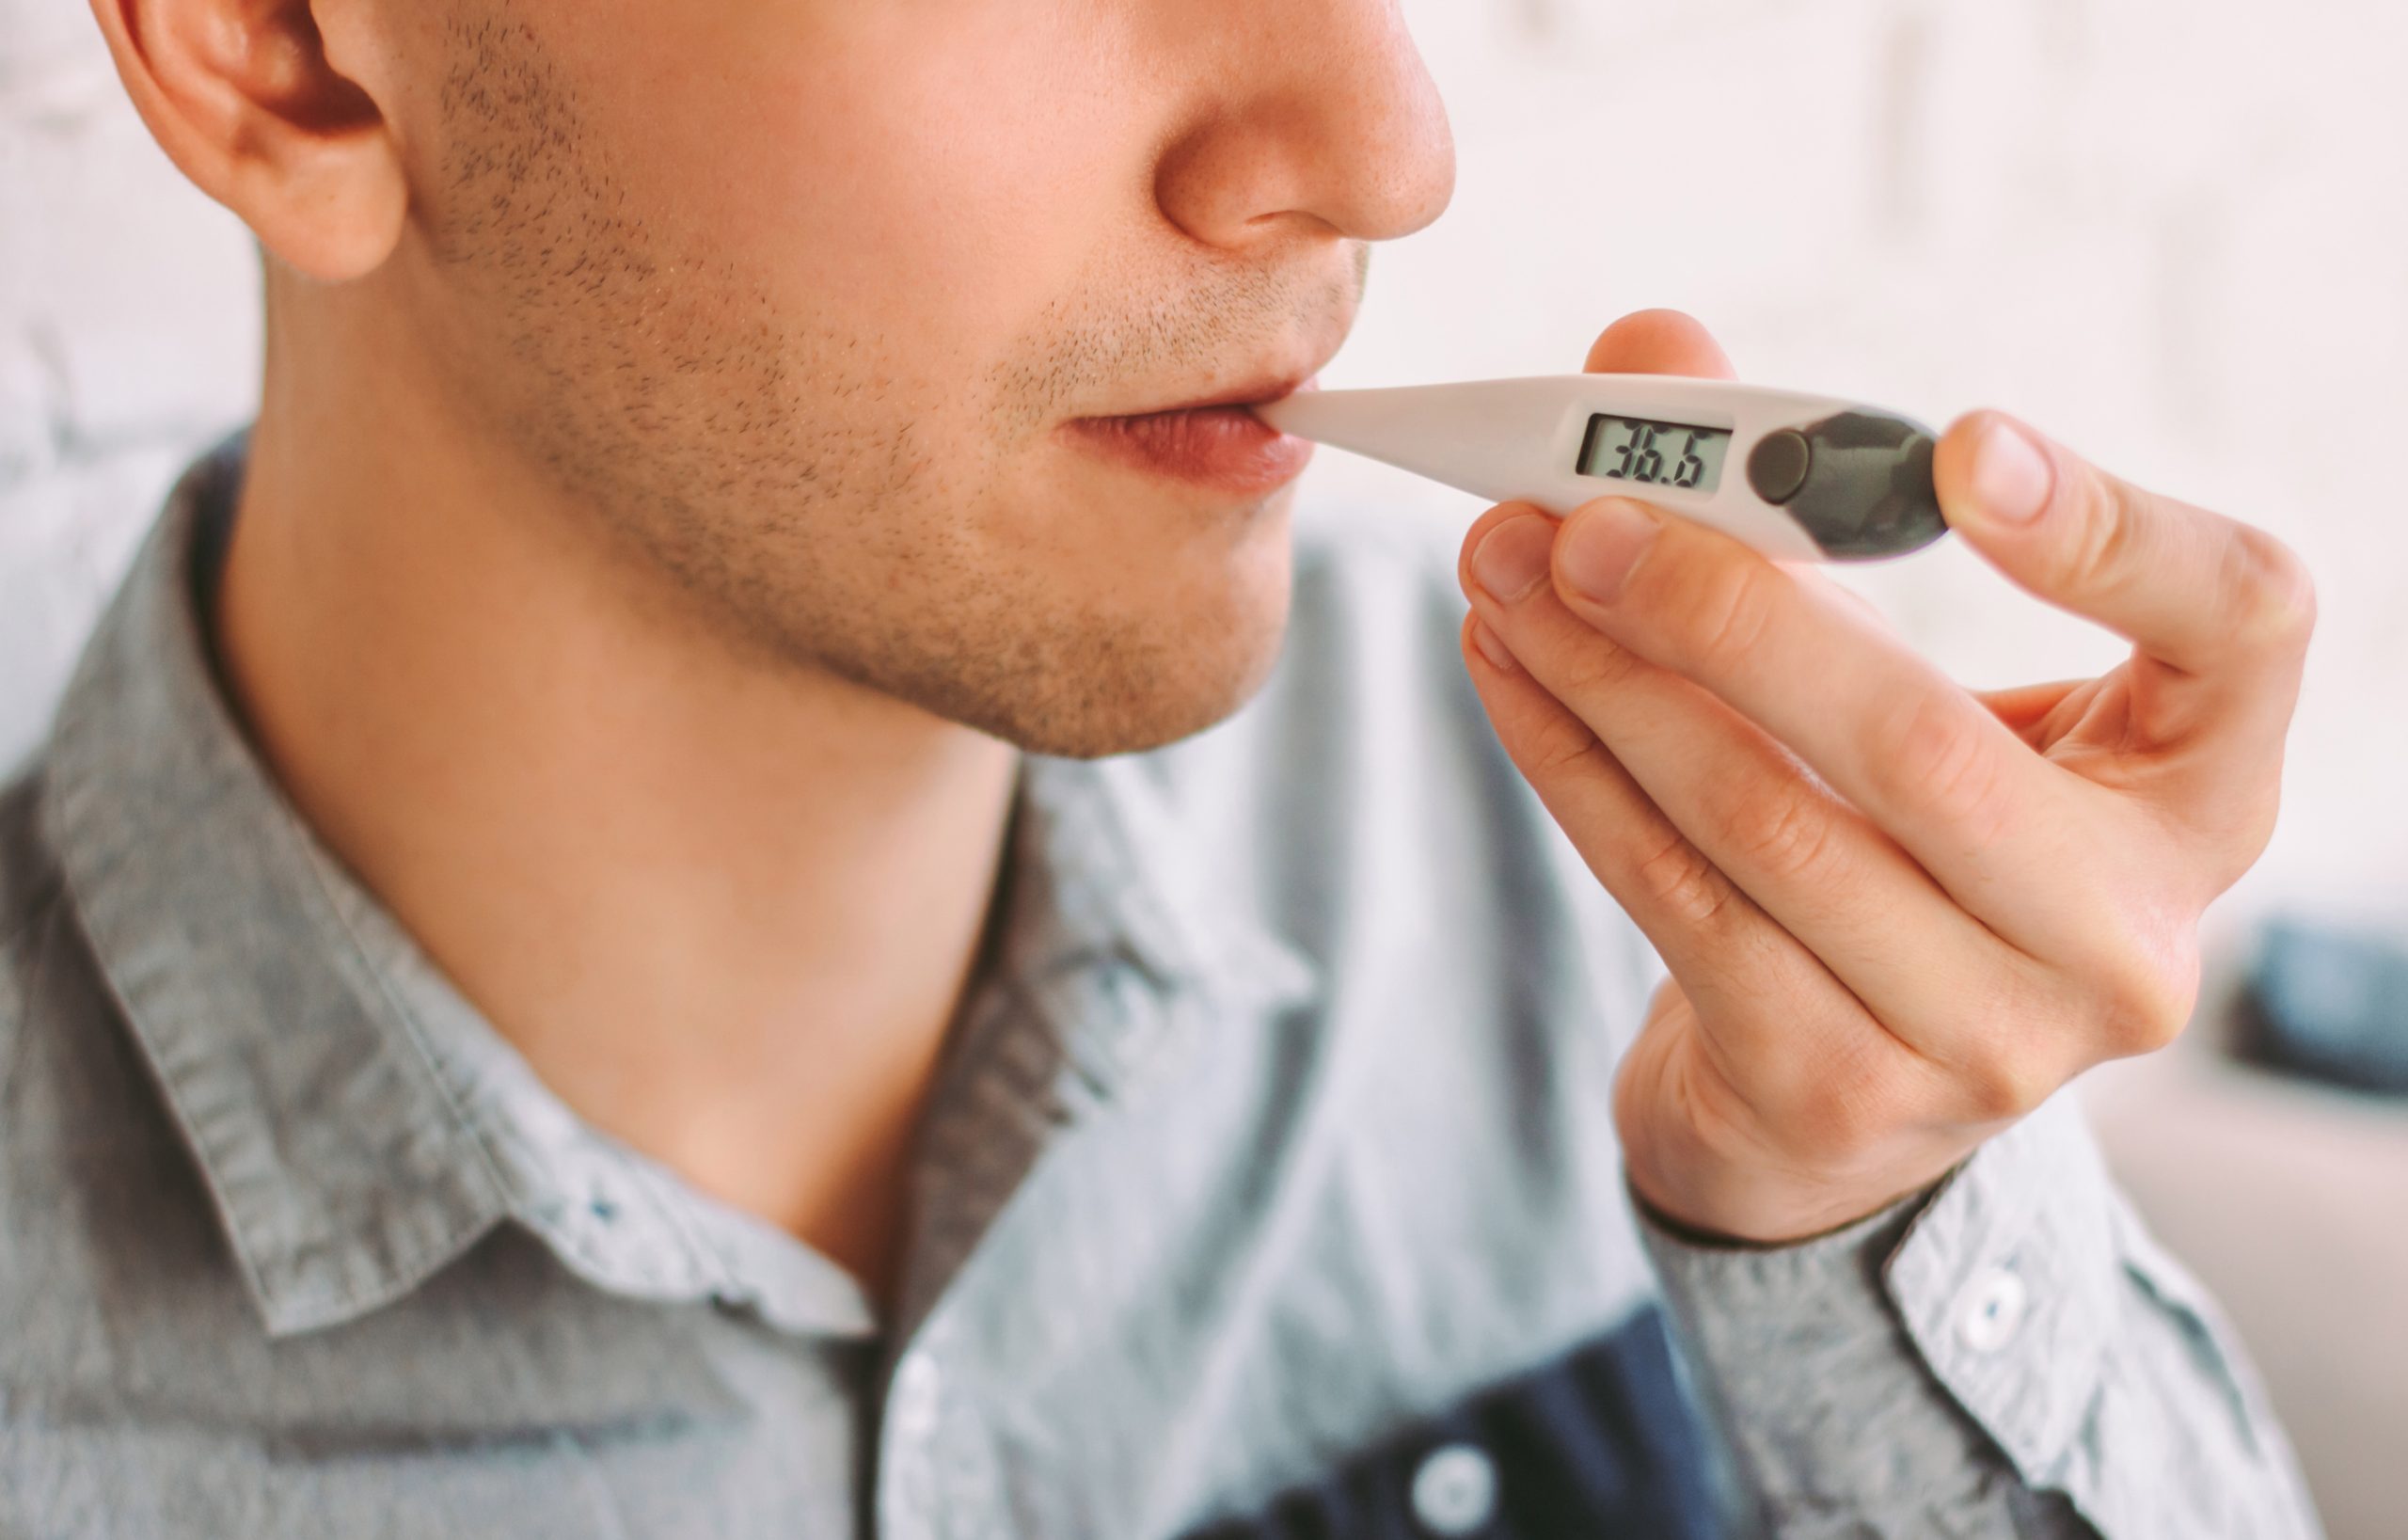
[1469,616,1517,672]
[1557,499,1659,604]
[1472,515,1557,604]
[1969,418,2054,525]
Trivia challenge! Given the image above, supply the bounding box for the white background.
[6,1,2406,1532]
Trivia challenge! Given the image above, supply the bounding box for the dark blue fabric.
[1183,1304,1724,1539]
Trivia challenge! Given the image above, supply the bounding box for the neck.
[214,286,1019,1307]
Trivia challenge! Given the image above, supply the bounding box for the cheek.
[583,4,1149,373]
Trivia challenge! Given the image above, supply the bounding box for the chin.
[1014,590,1293,758]
[953,541,1295,759]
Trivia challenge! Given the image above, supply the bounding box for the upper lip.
[1093,369,1321,420]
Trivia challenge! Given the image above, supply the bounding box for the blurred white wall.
[5,1,2406,1530]
[1,0,261,755]
[1346,0,2408,946]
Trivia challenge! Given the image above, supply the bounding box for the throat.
[210,405,1022,1311]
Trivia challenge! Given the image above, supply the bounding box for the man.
[0,0,2322,1534]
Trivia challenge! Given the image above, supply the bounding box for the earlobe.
[227,117,408,285]
[85,0,408,282]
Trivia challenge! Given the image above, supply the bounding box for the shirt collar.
[1015,750,1317,1021]
[40,432,1317,1340]
[42,435,512,1338]
[988,750,1319,1128]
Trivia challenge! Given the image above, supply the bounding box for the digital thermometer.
[1254,374,1950,563]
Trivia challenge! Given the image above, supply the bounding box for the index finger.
[1522,495,2108,955]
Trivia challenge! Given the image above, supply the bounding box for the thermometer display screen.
[1576,414,1732,494]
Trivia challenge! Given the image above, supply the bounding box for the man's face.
[372,0,1453,755]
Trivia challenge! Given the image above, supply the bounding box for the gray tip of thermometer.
[1256,375,1950,564]
[1743,411,1947,560]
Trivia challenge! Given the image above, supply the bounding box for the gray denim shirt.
[0,437,2320,1538]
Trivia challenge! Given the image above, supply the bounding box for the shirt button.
[1410,1441,1497,1537]
[1956,1265,2030,1354]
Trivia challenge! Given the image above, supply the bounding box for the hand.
[1455,310,2316,1244]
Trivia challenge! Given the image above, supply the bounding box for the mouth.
[1063,373,1321,497]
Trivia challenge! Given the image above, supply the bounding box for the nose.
[1152,0,1457,252]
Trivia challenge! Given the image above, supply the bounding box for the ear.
[86,0,408,282]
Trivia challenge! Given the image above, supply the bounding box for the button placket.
[882,1343,1009,1540]
[895,1352,943,1431]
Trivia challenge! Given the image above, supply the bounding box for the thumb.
[1583,309,1740,381]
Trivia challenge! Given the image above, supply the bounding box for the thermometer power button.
[1747,429,1814,506]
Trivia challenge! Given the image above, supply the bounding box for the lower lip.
[1064,405,1314,497]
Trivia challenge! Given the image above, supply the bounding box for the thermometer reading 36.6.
[1255,374,1950,563]
[1576,414,1734,493]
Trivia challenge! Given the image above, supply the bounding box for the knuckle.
[1677,558,1779,675]
[2220,525,2319,656]
[1877,691,2009,840]
[1960,1049,2056,1123]
[2090,937,2201,1058]
[1788,1044,1909,1166]
[1629,826,1739,932]
[2054,466,2147,589]
[1552,631,1652,700]
[1721,783,1841,885]
[1515,707,1610,784]
[2057,469,2210,633]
